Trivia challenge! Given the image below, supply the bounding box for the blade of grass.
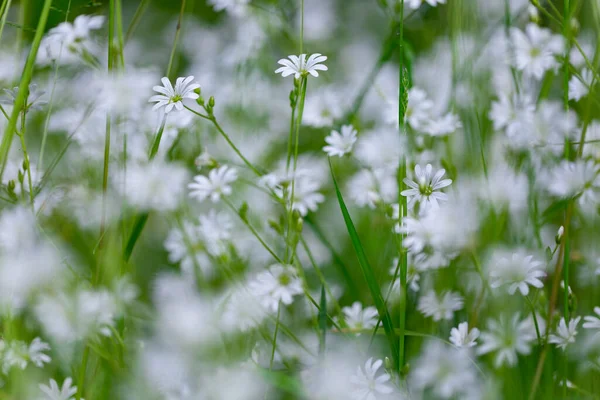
[329,159,399,368]
[318,285,327,356]
[0,0,54,182]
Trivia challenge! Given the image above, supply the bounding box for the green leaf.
[318,285,327,356]
[328,159,399,367]
[545,246,553,263]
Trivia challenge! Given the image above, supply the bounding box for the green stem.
[397,0,407,373]
[286,77,307,263]
[0,0,54,182]
[16,0,29,52]
[184,106,262,176]
[525,295,543,347]
[223,198,283,264]
[269,303,282,371]
[17,113,34,210]
[166,0,186,79]
[76,345,90,400]
[115,0,125,68]
[125,0,150,43]
[0,0,12,46]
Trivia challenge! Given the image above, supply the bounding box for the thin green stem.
[0,0,54,182]
[16,0,29,52]
[166,0,186,79]
[525,295,543,347]
[17,113,34,210]
[223,198,283,264]
[396,0,407,373]
[184,105,262,176]
[76,345,90,400]
[125,0,150,43]
[299,0,304,55]
[269,303,282,371]
[0,0,12,46]
[115,0,125,68]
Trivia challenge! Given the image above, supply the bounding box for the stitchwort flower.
[149,76,200,113]
[275,53,328,79]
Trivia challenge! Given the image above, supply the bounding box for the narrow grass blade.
[328,159,399,367]
[318,285,327,356]
[124,213,149,262]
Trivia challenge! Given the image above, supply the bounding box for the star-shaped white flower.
[275,53,328,79]
[149,76,200,113]
[401,164,452,211]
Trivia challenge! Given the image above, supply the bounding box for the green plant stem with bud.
[396,0,408,374]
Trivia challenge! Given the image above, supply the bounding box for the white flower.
[418,290,464,321]
[410,341,480,399]
[404,87,434,130]
[248,264,304,312]
[489,92,536,139]
[583,307,600,331]
[549,317,581,351]
[323,125,358,157]
[489,250,545,296]
[340,302,378,331]
[221,287,266,332]
[477,314,537,368]
[547,160,600,206]
[39,377,78,400]
[37,15,104,65]
[449,322,480,348]
[569,69,594,101]
[510,24,564,79]
[401,164,452,211]
[350,358,394,400]
[1,83,47,111]
[288,176,325,216]
[149,76,200,113]
[120,161,189,212]
[347,168,398,209]
[198,210,233,256]
[407,0,447,10]
[2,340,28,373]
[423,112,462,136]
[275,53,328,79]
[208,0,250,16]
[188,165,238,203]
[29,337,52,367]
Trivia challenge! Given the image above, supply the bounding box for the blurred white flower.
[401,163,452,211]
[323,125,358,157]
[423,112,462,136]
[189,165,238,203]
[477,314,536,367]
[120,161,189,211]
[208,0,250,16]
[404,87,434,130]
[407,0,447,10]
[39,377,77,400]
[1,83,47,111]
[149,76,200,113]
[489,93,536,139]
[303,85,347,127]
[347,168,398,209]
[583,307,600,331]
[489,250,545,296]
[28,337,52,368]
[449,322,480,348]
[511,24,564,79]
[418,291,464,321]
[275,54,328,79]
[340,302,378,332]
[248,264,304,312]
[549,317,581,351]
[547,160,600,206]
[37,15,104,65]
[221,286,266,332]
[355,127,404,171]
[350,358,394,400]
[569,69,594,101]
[410,341,480,399]
[287,176,326,216]
[2,340,28,373]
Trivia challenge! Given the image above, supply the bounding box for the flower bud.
[528,5,540,23]
[17,170,24,184]
[196,96,205,106]
[7,180,15,191]
[208,96,215,108]
[555,226,564,244]
[239,202,249,222]
[22,158,29,171]
[194,87,201,96]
